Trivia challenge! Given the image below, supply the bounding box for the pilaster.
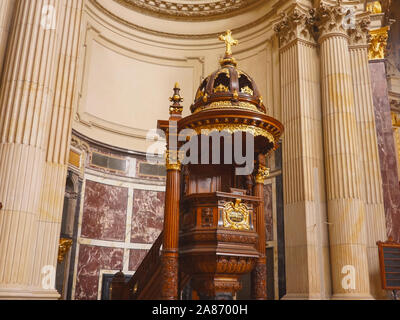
[274,6,331,300]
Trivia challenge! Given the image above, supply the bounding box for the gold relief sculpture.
[369,26,389,60]
[366,1,382,14]
[214,84,229,93]
[241,86,254,95]
[223,199,250,231]
[233,90,239,100]
[256,165,270,184]
[58,238,73,263]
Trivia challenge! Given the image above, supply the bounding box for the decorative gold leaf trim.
[223,199,250,231]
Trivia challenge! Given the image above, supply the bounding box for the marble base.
[330,293,374,300]
[0,287,60,300]
[282,293,330,300]
[282,293,374,300]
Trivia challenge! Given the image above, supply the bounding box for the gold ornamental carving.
[214,84,229,93]
[223,199,250,231]
[366,1,382,14]
[193,101,262,114]
[241,86,254,95]
[369,26,389,60]
[58,238,73,263]
[190,123,275,144]
[169,82,184,115]
[165,149,182,171]
[256,165,270,184]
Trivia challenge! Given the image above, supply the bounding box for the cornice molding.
[89,0,278,39]
[113,0,264,21]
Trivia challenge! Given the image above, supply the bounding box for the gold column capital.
[368,26,389,60]
[165,149,183,171]
[255,165,270,184]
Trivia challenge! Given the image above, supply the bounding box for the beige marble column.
[348,16,387,299]
[0,0,16,76]
[315,3,372,299]
[274,8,331,300]
[32,0,84,294]
[0,0,60,299]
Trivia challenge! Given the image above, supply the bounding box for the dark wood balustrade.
[111,231,164,300]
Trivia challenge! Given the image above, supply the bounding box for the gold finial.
[219,30,238,57]
[169,83,184,116]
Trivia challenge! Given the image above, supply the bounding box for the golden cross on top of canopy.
[219,30,238,57]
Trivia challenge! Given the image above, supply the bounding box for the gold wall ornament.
[369,26,389,60]
[58,238,73,263]
[256,165,270,184]
[223,199,250,231]
[366,1,382,14]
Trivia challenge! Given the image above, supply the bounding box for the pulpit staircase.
[110,231,190,300]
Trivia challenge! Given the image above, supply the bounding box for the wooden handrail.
[126,230,164,299]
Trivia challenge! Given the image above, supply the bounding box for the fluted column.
[31,0,83,295]
[160,85,183,300]
[348,17,387,299]
[251,160,268,300]
[161,165,180,300]
[315,3,371,299]
[0,0,16,76]
[0,0,60,299]
[274,8,331,300]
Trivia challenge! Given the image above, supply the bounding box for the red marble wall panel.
[131,189,165,244]
[81,180,128,241]
[129,249,149,271]
[75,245,123,300]
[370,60,400,242]
[264,184,274,242]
